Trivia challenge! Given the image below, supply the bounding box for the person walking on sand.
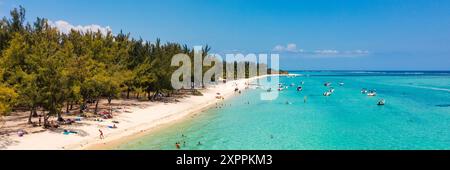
[99,129,104,140]
[176,142,181,149]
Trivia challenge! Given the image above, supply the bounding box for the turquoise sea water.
[116,71,450,150]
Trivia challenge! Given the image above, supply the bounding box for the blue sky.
[1,0,449,70]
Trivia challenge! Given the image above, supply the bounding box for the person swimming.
[377,99,386,106]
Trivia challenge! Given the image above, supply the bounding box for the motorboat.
[324,82,332,87]
[377,99,386,106]
[323,91,332,96]
[367,91,377,96]
[297,86,303,91]
[329,88,335,93]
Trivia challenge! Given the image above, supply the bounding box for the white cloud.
[313,49,370,56]
[309,49,370,58]
[343,50,370,55]
[314,49,340,55]
[273,45,285,52]
[272,43,370,58]
[273,43,303,53]
[47,20,112,35]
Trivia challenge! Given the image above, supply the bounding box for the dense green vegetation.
[0,6,209,124]
[0,7,277,125]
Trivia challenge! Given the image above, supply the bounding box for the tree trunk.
[56,99,64,122]
[28,108,33,124]
[66,101,70,113]
[28,106,38,124]
[43,112,50,128]
[126,88,130,99]
[136,92,140,99]
[152,90,159,101]
[94,99,100,114]
[32,107,38,117]
[80,99,86,113]
[108,95,112,105]
[57,111,64,122]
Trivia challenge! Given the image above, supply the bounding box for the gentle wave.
[290,71,450,76]
[347,71,442,75]
[290,71,450,75]
[349,71,427,75]
[407,85,450,92]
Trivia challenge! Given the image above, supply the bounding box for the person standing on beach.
[99,129,104,139]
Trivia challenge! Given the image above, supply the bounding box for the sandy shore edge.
[77,76,268,150]
[2,74,297,150]
[73,75,270,150]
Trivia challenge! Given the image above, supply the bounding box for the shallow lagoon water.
[116,71,450,150]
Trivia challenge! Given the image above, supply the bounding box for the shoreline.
[78,75,268,150]
[1,75,272,150]
[83,97,219,150]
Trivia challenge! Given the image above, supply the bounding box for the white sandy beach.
[1,76,268,150]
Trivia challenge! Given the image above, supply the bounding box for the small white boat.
[323,91,332,96]
[339,82,345,86]
[367,91,377,96]
[324,82,332,87]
